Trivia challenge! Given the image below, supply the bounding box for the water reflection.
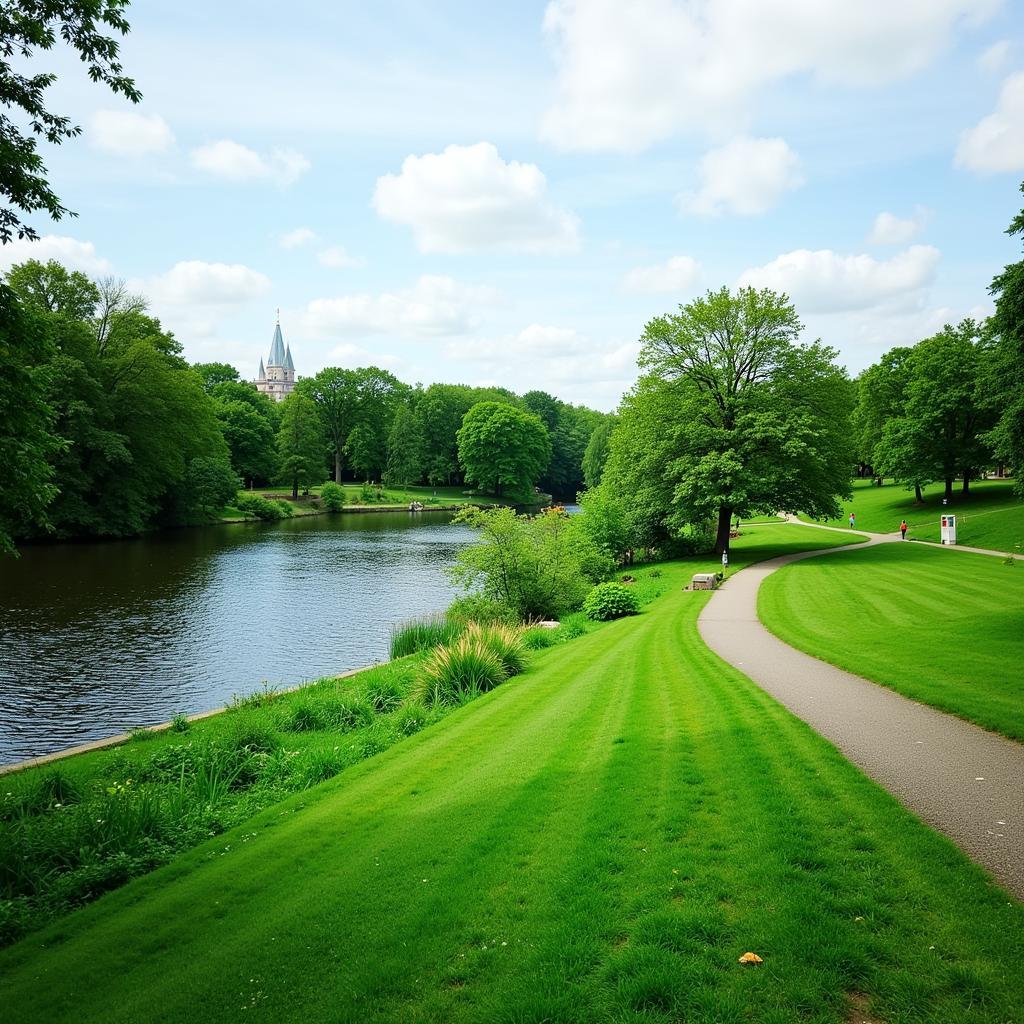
[0,512,472,763]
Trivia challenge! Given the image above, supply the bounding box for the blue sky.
[5,0,1024,410]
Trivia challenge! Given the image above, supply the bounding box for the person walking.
[849,512,856,529]
[900,519,908,540]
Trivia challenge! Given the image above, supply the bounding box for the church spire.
[257,357,266,381]
[267,321,286,367]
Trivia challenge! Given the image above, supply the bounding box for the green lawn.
[256,483,503,508]
[759,541,1024,741]
[3,523,1021,1024]
[800,477,1023,551]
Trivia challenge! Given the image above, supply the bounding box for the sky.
[4,0,1024,411]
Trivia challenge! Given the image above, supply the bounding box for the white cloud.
[447,324,586,360]
[191,140,310,185]
[0,235,112,275]
[301,275,497,338]
[623,255,701,293]
[141,261,272,307]
[678,137,803,216]
[541,0,998,151]
[978,39,1012,75]
[956,72,1024,173]
[280,227,317,249]
[373,142,579,254]
[90,110,175,156]
[737,245,941,313]
[867,206,932,245]
[317,245,363,269]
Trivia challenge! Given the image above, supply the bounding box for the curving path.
[698,523,1024,899]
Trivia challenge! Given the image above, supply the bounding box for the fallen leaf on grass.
[738,952,763,964]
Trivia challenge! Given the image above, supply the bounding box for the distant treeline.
[0,259,610,553]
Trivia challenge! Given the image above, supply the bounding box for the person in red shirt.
[900,519,908,540]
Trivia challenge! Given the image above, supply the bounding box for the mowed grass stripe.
[3,530,1023,1023]
[758,542,1024,741]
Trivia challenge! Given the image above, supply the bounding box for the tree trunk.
[714,506,733,555]
[962,475,970,495]
[292,479,299,501]
[914,482,923,503]
[334,450,342,484]
[943,477,954,502]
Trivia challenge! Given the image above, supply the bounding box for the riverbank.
[3,521,1022,1022]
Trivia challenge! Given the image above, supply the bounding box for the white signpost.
[940,514,957,545]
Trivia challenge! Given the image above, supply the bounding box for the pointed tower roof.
[257,357,266,381]
[283,343,294,372]
[267,322,286,367]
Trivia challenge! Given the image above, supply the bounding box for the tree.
[892,321,994,501]
[276,393,324,499]
[183,456,239,523]
[637,286,853,554]
[385,404,425,486]
[0,284,58,553]
[457,401,552,499]
[986,180,1024,489]
[0,1,140,241]
[851,347,913,485]
[299,367,358,483]
[582,415,616,489]
[193,361,241,394]
[6,258,99,319]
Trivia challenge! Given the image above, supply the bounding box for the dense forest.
[0,259,609,553]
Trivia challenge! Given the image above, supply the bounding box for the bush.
[446,595,518,626]
[394,703,432,736]
[415,635,508,706]
[319,481,345,512]
[449,506,614,621]
[390,615,464,658]
[583,582,640,621]
[236,493,288,521]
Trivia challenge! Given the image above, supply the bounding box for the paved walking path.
[698,524,1024,899]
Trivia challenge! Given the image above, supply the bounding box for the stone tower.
[255,313,296,402]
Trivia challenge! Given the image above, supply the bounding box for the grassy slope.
[3,525,1022,1024]
[758,541,1024,742]
[801,478,1024,551]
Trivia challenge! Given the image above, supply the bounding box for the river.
[0,511,474,765]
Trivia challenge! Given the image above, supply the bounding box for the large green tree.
[5,258,99,319]
[636,286,853,554]
[874,321,993,502]
[582,415,617,490]
[210,380,278,485]
[0,284,58,553]
[457,401,551,499]
[986,180,1024,488]
[385,403,425,486]
[275,392,324,499]
[0,1,140,241]
[193,361,241,394]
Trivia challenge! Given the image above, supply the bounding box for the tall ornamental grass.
[414,622,527,706]
[389,614,464,658]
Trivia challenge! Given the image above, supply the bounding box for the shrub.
[449,506,614,621]
[319,481,345,512]
[236,493,287,521]
[415,636,508,706]
[446,594,518,626]
[170,714,190,733]
[583,582,640,621]
[390,614,464,658]
[464,621,527,676]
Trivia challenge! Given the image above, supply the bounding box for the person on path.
[900,519,908,540]
[849,512,856,529]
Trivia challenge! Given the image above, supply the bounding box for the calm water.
[0,512,474,764]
